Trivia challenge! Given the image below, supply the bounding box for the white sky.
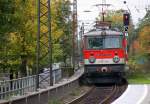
[70,0,150,28]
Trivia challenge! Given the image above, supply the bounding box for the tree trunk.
[20,55,27,77]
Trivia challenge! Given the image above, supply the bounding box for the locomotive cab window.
[86,36,122,49]
[104,36,121,49]
[88,38,103,49]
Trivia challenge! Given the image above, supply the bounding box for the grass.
[127,72,150,84]
[48,88,81,104]
[69,90,79,96]
[48,99,62,104]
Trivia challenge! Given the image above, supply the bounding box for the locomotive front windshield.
[87,36,122,49]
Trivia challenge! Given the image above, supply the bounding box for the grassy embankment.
[127,56,150,84]
[127,72,150,84]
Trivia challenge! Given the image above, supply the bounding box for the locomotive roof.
[84,29,122,36]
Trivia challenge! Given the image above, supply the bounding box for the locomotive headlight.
[113,56,120,63]
[89,56,96,63]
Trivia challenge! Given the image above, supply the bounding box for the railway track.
[68,81,127,104]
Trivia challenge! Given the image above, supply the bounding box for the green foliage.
[132,10,150,62]
[49,99,62,104]
[0,0,72,77]
[0,0,16,32]
[127,72,150,84]
[137,10,150,29]
[104,10,124,31]
[51,0,72,64]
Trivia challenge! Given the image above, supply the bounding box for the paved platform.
[112,84,150,104]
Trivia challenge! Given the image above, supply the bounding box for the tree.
[128,9,150,72]
[51,0,72,64]
[104,10,124,31]
[136,10,150,60]
[0,0,18,74]
[0,0,36,77]
[0,0,72,78]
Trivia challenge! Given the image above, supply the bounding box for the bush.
[128,55,150,73]
[62,67,74,77]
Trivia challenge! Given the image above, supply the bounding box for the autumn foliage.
[138,26,150,53]
[0,0,72,77]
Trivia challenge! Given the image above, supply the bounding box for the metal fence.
[39,68,62,88]
[0,75,36,100]
[0,68,62,100]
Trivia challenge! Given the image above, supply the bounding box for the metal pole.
[81,22,84,51]
[81,23,84,62]
[72,0,77,71]
[79,25,82,62]
[82,23,84,35]
[76,0,78,69]
[36,0,53,87]
[36,0,40,90]
[47,0,53,86]
[72,1,75,70]
[72,15,75,70]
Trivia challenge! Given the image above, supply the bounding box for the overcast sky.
[70,0,150,28]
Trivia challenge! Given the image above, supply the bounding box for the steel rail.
[65,79,128,104]
[99,85,117,104]
[67,86,95,104]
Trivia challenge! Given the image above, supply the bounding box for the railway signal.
[123,13,130,26]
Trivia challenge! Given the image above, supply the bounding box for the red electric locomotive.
[82,21,127,84]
